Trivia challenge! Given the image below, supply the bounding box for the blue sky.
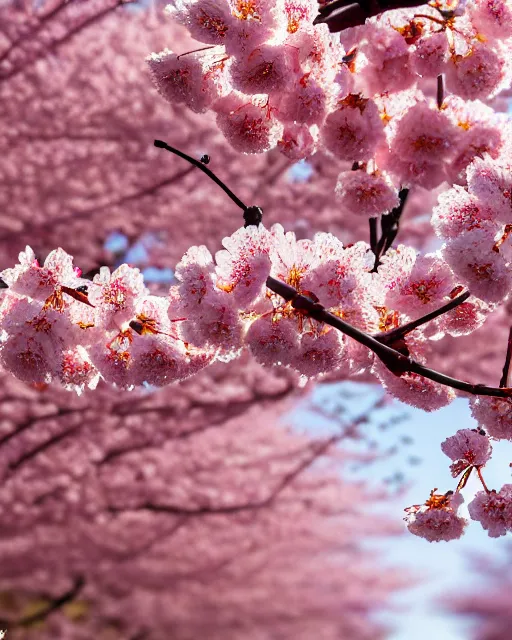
[295,382,512,639]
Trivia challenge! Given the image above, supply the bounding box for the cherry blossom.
[441,428,492,477]
[468,485,512,538]
[470,396,512,441]
[405,490,468,542]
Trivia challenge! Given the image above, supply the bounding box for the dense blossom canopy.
[0,2,417,638]
[1,0,512,581]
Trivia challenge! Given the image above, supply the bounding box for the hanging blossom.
[468,485,512,538]
[441,428,492,477]
[469,396,512,440]
[404,490,467,542]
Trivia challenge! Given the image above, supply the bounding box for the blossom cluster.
[0,224,484,403]
[406,427,512,541]
[148,0,512,215]
[432,150,512,305]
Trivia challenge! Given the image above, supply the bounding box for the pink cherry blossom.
[467,156,512,224]
[468,485,512,537]
[147,47,229,113]
[229,45,291,95]
[214,93,284,153]
[1,246,83,304]
[320,95,385,162]
[441,428,492,477]
[88,264,148,330]
[335,170,400,218]
[405,490,467,542]
[431,186,497,239]
[470,396,512,440]
[442,226,511,304]
[446,43,508,101]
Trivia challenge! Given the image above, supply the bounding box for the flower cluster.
[433,152,512,305]
[404,489,467,542]
[0,225,484,402]
[407,426,512,541]
[148,0,512,215]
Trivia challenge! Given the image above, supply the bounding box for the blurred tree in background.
[0,2,410,637]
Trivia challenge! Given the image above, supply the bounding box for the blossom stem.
[374,290,470,345]
[456,466,472,492]
[265,275,512,399]
[371,188,409,272]
[476,466,491,494]
[437,73,445,109]
[499,326,512,388]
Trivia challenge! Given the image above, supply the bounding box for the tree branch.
[265,275,512,399]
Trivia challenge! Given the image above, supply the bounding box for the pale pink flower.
[179,290,243,355]
[277,75,328,126]
[446,44,506,100]
[291,329,346,378]
[373,358,456,412]
[379,250,456,316]
[88,329,133,389]
[441,428,492,477]
[88,265,148,329]
[335,170,400,218]
[214,94,284,154]
[470,396,512,440]
[358,25,416,95]
[229,45,290,95]
[412,31,449,78]
[0,298,73,384]
[58,347,100,394]
[246,315,299,368]
[282,0,315,35]
[175,245,217,307]
[165,0,233,45]
[302,240,374,311]
[389,101,460,165]
[435,297,490,337]
[442,96,502,181]
[442,226,511,304]
[277,123,317,160]
[468,0,512,39]
[405,490,467,542]
[223,0,282,55]
[380,150,448,190]
[1,246,82,303]
[432,186,496,239]
[467,156,512,224]
[215,224,272,308]
[468,485,512,537]
[320,95,385,162]
[147,48,229,114]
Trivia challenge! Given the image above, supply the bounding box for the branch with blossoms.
[3,0,512,547]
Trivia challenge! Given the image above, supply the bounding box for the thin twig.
[375,290,470,345]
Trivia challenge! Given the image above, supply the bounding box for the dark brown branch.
[374,290,471,345]
[371,188,409,272]
[108,431,343,518]
[8,425,81,473]
[0,576,84,629]
[499,326,512,388]
[0,407,83,450]
[437,73,446,109]
[265,275,512,399]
